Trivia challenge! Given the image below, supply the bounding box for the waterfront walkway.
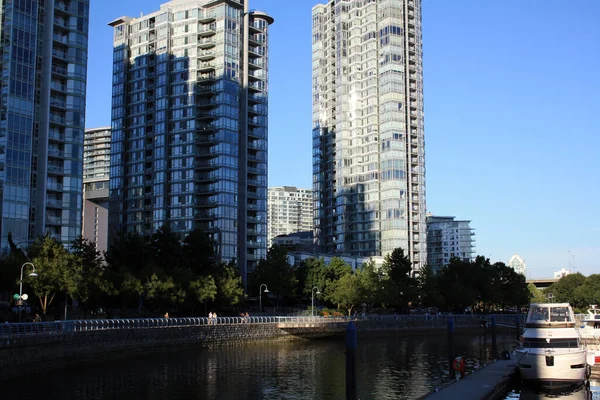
[426,359,516,399]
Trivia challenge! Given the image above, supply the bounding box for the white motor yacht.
[580,305,600,332]
[517,303,589,386]
[578,305,600,366]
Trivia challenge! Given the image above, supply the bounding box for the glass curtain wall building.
[311,0,426,271]
[0,0,89,252]
[108,0,273,287]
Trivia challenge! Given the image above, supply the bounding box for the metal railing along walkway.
[0,314,526,340]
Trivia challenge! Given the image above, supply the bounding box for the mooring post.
[346,321,357,400]
[491,315,498,359]
[447,316,455,377]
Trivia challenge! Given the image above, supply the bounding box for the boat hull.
[516,349,587,385]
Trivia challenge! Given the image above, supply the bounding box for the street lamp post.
[259,284,269,313]
[311,287,321,317]
[19,262,38,322]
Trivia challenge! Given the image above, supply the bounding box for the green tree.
[472,257,494,311]
[27,235,73,314]
[437,258,478,312]
[182,229,217,275]
[547,273,586,306]
[325,257,353,282]
[215,261,244,307]
[528,283,547,303]
[104,232,153,306]
[357,260,383,308]
[0,254,23,295]
[250,245,297,304]
[573,274,600,312]
[69,237,116,305]
[380,248,418,311]
[417,265,444,309]
[488,262,529,310]
[300,257,328,298]
[326,272,364,315]
[149,225,183,271]
[190,275,217,305]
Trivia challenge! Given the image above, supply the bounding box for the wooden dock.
[424,359,517,400]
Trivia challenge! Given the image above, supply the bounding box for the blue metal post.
[491,315,497,359]
[447,317,455,377]
[346,321,357,400]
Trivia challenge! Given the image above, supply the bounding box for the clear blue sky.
[86,0,600,279]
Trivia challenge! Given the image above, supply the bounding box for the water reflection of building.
[107,0,274,288]
[508,254,527,276]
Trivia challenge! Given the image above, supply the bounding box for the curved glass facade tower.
[108,0,273,287]
[0,0,89,252]
[312,0,426,271]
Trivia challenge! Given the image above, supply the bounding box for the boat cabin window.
[528,306,573,323]
[530,307,549,321]
[549,307,572,322]
[523,338,579,349]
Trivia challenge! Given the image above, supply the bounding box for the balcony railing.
[52,49,68,60]
[46,216,62,225]
[50,82,67,92]
[53,34,68,44]
[51,65,67,76]
[49,114,66,124]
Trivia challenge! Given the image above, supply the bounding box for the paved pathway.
[425,359,516,399]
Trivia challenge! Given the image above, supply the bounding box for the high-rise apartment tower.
[82,127,110,254]
[312,0,426,270]
[267,186,313,247]
[0,0,90,251]
[108,0,273,287]
[508,254,526,276]
[426,215,475,272]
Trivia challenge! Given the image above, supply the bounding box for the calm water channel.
[6,332,597,399]
[504,380,600,400]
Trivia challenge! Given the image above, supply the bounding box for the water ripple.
[6,332,520,399]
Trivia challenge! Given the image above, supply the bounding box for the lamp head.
[28,272,38,277]
[263,288,269,293]
[316,291,321,295]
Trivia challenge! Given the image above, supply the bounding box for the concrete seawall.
[0,316,515,380]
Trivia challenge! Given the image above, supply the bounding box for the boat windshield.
[527,305,573,323]
[530,306,549,322]
[549,306,572,322]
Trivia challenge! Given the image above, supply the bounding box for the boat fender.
[453,356,465,379]
[586,364,591,379]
